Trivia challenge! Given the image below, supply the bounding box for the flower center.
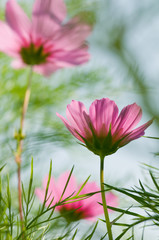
[60,207,84,222]
[20,43,50,65]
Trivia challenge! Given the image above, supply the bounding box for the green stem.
[100,155,113,240]
[15,67,33,227]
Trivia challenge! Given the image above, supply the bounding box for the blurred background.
[0,0,159,239]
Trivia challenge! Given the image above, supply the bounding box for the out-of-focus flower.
[35,172,118,222]
[57,98,153,157]
[0,0,91,76]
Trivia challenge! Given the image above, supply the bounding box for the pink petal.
[52,47,90,67]
[83,191,118,220]
[35,173,119,221]
[106,192,119,210]
[6,0,31,41]
[113,103,142,136]
[33,0,66,22]
[79,182,100,195]
[66,100,92,139]
[36,175,69,208]
[33,62,59,76]
[35,188,45,203]
[56,112,84,142]
[11,58,26,68]
[80,183,103,218]
[35,176,59,206]
[32,0,66,38]
[43,176,59,206]
[32,13,60,40]
[62,182,101,220]
[78,182,118,220]
[0,21,22,56]
[56,172,77,200]
[119,119,153,147]
[53,17,91,50]
[11,59,52,75]
[89,98,119,137]
[31,13,59,39]
[79,182,101,207]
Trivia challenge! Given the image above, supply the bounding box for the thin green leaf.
[101,204,143,218]
[25,157,34,224]
[0,164,6,172]
[59,166,74,202]
[75,175,91,196]
[143,136,159,140]
[71,229,78,240]
[149,171,159,191]
[41,160,52,212]
[84,221,98,240]
[141,222,146,240]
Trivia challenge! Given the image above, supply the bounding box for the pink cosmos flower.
[56,98,153,157]
[35,172,118,222]
[0,0,91,76]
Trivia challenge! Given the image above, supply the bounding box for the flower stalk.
[100,155,113,240]
[14,67,33,226]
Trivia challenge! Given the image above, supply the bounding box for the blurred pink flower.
[56,98,153,157]
[35,172,118,222]
[0,0,91,76]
